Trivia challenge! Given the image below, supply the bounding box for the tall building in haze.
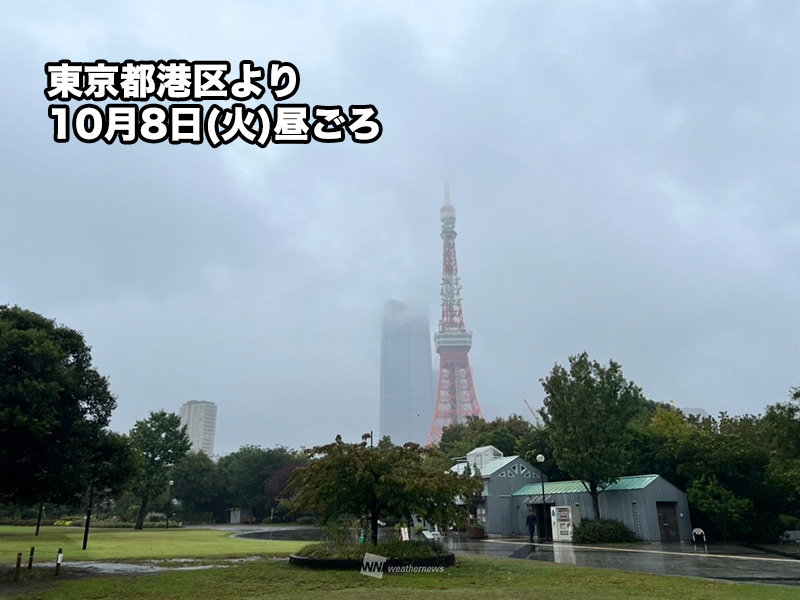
[379,300,435,446]
[179,400,217,455]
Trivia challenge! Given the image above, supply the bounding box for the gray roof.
[452,455,520,477]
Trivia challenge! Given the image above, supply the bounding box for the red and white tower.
[426,187,483,445]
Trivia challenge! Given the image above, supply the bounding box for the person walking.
[526,508,538,543]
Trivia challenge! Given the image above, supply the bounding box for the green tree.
[516,426,572,482]
[171,451,220,517]
[91,431,140,499]
[287,437,482,544]
[217,445,305,522]
[540,352,644,519]
[129,411,191,529]
[626,406,789,541]
[0,305,117,505]
[687,475,753,541]
[438,414,536,459]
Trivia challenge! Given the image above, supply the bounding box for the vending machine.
[550,505,582,542]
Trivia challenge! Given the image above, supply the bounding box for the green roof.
[513,474,660,497]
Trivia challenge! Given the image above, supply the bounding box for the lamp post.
[536,454,546,541]
[166,480,174,530]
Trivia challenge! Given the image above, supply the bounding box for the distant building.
[179,400,217,455]
[681,406,711,420]
[379,300,435,446]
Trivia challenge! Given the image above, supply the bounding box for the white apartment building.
[179,400,217,455]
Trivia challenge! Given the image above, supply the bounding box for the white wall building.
[179,400,217,455]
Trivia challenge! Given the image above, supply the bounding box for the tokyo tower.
[426,187,483,445]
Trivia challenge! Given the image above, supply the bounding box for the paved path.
[446,536,800,587]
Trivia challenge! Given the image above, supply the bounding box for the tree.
[0,305,117,505]
[171,451,221,517]
[438,414,536,459]
[90,431,140,498]
[687,475,753,541]
[217,445,305,522]
[540,352,644,519]
[129,411,191,529]
[286,437,482,544]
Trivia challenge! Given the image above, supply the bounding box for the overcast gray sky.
[2,1,799,455]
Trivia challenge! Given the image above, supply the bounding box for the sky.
[2,1,799,455]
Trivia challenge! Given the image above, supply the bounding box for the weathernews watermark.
[44,59,382,146]
[360,553,444,579]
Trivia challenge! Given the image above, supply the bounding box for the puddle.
[36,562,224,574]
[238,527,324,542]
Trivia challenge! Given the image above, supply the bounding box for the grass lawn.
[0,526,305,563]
[1,544,798,600]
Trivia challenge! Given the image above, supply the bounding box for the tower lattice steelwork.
[426,187,483,445]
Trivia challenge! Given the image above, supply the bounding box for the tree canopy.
[129,410,191,529]
[540,352,645,519]
[287,437,482,544]
[0,305,117,505]
[216,445,306,522]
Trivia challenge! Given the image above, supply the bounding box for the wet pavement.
[235,526,324,542]
[445,535,800,587]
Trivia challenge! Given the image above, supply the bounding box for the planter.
[468,528,485,539]
[289,552,456,570]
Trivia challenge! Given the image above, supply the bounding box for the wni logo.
[361,552,387,579]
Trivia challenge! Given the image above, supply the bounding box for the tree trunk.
[135,495,149,530]
[370,512,379,546]
[590,482,601,520]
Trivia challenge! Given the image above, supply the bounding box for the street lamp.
[166,480,174,530]
[536,454,546,541]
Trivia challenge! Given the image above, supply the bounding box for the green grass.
[1,529,796,600]
[2,553,797,600]
[0,526,305,563]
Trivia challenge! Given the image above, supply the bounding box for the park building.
[451,446,547,537]
[454,445,692,542]
[179,400,217,456]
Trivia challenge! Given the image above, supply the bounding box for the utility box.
[551,505,582,542]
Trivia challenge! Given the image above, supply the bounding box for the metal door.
[656,502,679,542]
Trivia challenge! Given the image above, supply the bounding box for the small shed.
[513,474,692,542]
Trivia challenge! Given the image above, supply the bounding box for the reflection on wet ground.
[445,534,800,587]
[237,526,324,542]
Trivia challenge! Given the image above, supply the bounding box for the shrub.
[0,518,56,527]
[295,540,447,560]
[181,512,214,524]
[53,519,78,527]
[573,519,636,544]
[295,516,316,525]
[780,514,800,531]
[146,512,167,523]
